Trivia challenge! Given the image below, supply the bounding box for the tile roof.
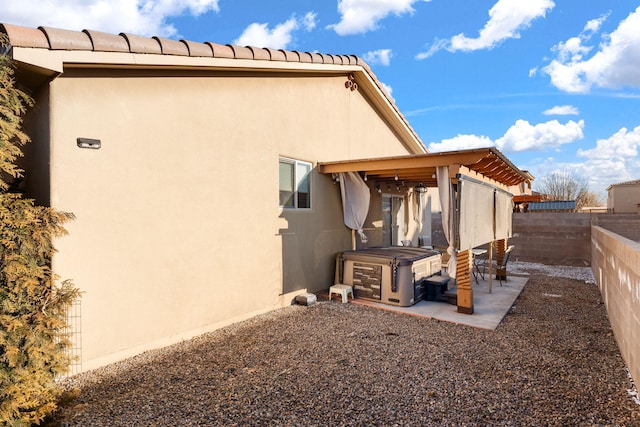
[1,22,424,154]
[0,23,367,64]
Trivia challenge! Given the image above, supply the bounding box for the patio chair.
[482,245,514,286]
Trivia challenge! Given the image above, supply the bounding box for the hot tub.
[336,247,443,307]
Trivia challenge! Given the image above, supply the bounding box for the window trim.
[279,157,312,209]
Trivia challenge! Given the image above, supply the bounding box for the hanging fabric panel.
[339,172,370,244]
[494,189,513,240]
[413,190,424,233]
[436,166,457,278]
[458,178,495,250]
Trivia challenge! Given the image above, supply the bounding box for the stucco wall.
[591,226,640,386]
[24,68,417,371]
[608,185,640,213]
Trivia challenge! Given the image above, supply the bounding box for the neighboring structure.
[607,179,640,213]
[527,200,576,213]
[2,23,529,372]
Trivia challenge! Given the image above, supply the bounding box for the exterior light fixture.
[345,73,358,91]
[414,183,427,194]
[77,137,101,149]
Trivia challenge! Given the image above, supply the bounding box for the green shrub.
[1,43,79,426]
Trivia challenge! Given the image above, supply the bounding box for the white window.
[279,158,311,209]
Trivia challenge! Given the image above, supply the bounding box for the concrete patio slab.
[349,275,529,330]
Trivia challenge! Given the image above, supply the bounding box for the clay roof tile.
[205,42,234,59]
[0,23,50,48]
[83,29,129,52]
[227,44,253,60]
[153,36,189,56]
[280,50,300,62]
[181,40,213,57]
[247,46,271,61]
[39,26,93,50]
[120,33,161,54]
[296,51,313,63]
[265,48,286,61]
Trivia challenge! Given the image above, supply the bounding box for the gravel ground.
[48,266,640,426]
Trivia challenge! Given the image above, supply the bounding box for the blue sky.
[4,0,640,200]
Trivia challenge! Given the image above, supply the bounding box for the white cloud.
[363,49,393,66]
[2,0,219,37]
[428,134,493,152]
[577,126,640,160]
[496,119,584,152]
[417,0,554,58]
[583,13,609,35]
[329,0,429,36]
[450,0,555,51]
[234,12,317,49]
[428,119,583,153]
[543,7,640,93]
[534,126,640,197]
[302,12,318,31]
[543,105,579,116]
[516,125,640,199]
[415,38,448,60]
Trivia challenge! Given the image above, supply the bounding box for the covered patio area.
[318,147,531,315]
[349,274,528,330]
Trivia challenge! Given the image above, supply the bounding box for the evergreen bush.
[1,41,79,426]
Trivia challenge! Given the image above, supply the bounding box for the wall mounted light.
[345,73,358,91]
[77,137,101,149]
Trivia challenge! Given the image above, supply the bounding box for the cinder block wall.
[431,212,640,266]
[593,214,640,242]
[510,213,592,266]
[431,212,593,264]
[591,226,640,386]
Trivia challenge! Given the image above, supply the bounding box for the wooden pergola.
[318,147,527,187]
[318,147,530,314]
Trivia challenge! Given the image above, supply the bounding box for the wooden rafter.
[318,147,529,188]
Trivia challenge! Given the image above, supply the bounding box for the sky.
[3,0,640,201]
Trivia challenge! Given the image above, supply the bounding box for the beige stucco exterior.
[607,181,640,213]
[9,36,424,371]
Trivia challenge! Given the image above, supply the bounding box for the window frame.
[279,157,312,209]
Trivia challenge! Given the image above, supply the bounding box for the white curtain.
[413,189,424,233]
[339,172,370,245]
[458,179,494,250]
[436,166,457,279]
[494,190,513,240]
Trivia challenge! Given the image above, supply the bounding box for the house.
[607,179,640,213]
[2,23,529,373]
